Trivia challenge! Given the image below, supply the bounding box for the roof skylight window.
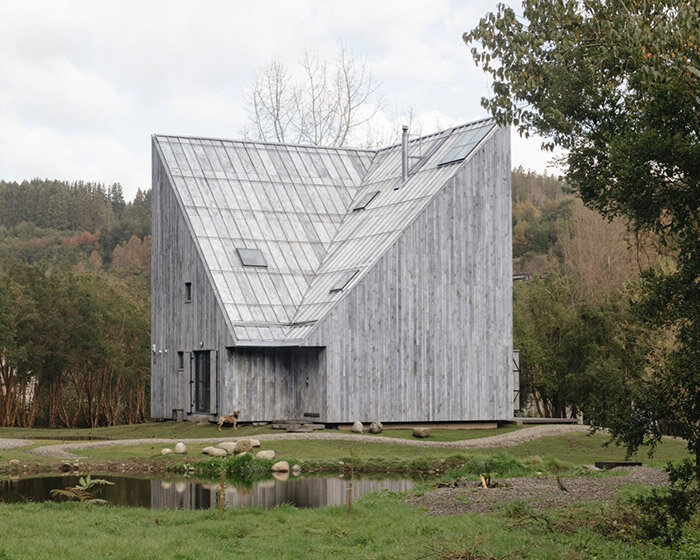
[353,190,380,211]
[329,270,358,293]
[237,248,268,268]
[438,125,494,166]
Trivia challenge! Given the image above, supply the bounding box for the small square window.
[185,282,192,303]
[237,248,268,267]
[329,270,358,293]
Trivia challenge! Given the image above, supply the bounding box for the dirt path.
[6,424,591,460]
[408,466,668,514]
[0,439,34,451]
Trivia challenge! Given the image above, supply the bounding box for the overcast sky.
[0,0,560,200]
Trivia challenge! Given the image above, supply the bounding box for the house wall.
[152,140,326,423]
[151,141,233,420]
[224,347,326,421]
[305,127,513,422]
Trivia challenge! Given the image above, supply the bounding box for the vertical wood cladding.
[305,128,512,422]
[151,140,232,419]
[152,125,512,423]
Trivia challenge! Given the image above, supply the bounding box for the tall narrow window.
[185,282,192,303]
[177,351,184,370]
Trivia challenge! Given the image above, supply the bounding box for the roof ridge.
[373,116,496,154]
[152,133,378,154]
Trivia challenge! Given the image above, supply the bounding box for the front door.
[193,350,211,413]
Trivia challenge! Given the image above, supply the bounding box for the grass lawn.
[0,426,697,559]
[0,422,278,441]
[0,491,697,560]
[0,424,692,472]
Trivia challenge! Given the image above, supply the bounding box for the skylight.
[353,190,380,211]
[438,125,494,166]
[329,270,358,293]
[237,248,268,267]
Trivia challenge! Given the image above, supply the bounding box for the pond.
[0,474,414,510]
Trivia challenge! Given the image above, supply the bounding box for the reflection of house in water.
[151,477,413,510]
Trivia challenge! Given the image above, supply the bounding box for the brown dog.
[217,410,240,431]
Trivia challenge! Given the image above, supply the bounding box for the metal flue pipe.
[401,125,409,182]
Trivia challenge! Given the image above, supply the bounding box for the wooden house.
[151,119,513,424]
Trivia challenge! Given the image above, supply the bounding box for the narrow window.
[177,351,184,370]
[352,190,380,211]
[329,270,359,293]
[185,282,192,303]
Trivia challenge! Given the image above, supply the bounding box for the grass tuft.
[191,453,273,484]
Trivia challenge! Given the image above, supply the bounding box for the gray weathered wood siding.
[224,347,326,421]
[304,127,512,422]
[151,140,233,419]
[152,123,512,424]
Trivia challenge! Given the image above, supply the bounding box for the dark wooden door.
[193,350,211,413]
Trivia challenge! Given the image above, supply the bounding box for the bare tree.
[243,44,382,147]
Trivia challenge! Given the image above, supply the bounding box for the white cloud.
[0,111,146,191]
[1,57,132,130]
[0,0,554,199]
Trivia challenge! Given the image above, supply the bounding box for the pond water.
[0,474,414,510]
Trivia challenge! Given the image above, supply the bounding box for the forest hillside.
[0,171,663,426]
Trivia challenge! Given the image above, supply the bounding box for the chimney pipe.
[401,125,409,182]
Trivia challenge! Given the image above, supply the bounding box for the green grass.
[1,429,691,476]
[501,432,690,469]
[0,491,697,559]
[0,426,697,558]
[0,421,276,441]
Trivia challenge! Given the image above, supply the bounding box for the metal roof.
[154,119,496,344]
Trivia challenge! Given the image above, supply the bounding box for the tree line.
[0,179,150,427]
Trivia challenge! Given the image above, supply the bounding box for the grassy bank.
[0,491,697,560]
[0,430,692,475]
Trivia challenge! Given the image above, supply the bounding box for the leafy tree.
[513,278,646,419]
[466,1,700,475]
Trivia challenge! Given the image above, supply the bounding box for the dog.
[217,410,240,431]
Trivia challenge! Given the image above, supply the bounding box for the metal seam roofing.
[154,119,496,343]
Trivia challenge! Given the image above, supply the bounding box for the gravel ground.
[407,467,669,514]
[15,424,591,459]
[0,439,34,451]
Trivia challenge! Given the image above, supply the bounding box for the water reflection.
[0,475,413,510]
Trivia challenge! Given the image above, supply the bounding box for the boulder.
[234,439,254,454]
[291,464,302,475]
[271,460,290,472]
[368,421,383,434]
[201,446,227,457]
[351,420,363,433]
[217,441,237,454]
[249,439,261,448]
[412,427,432,438]
[272,471,289,482]
[161,448,173,455]
[255,449,276,460]
[174,442,187,454]
[9,459,20,465]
